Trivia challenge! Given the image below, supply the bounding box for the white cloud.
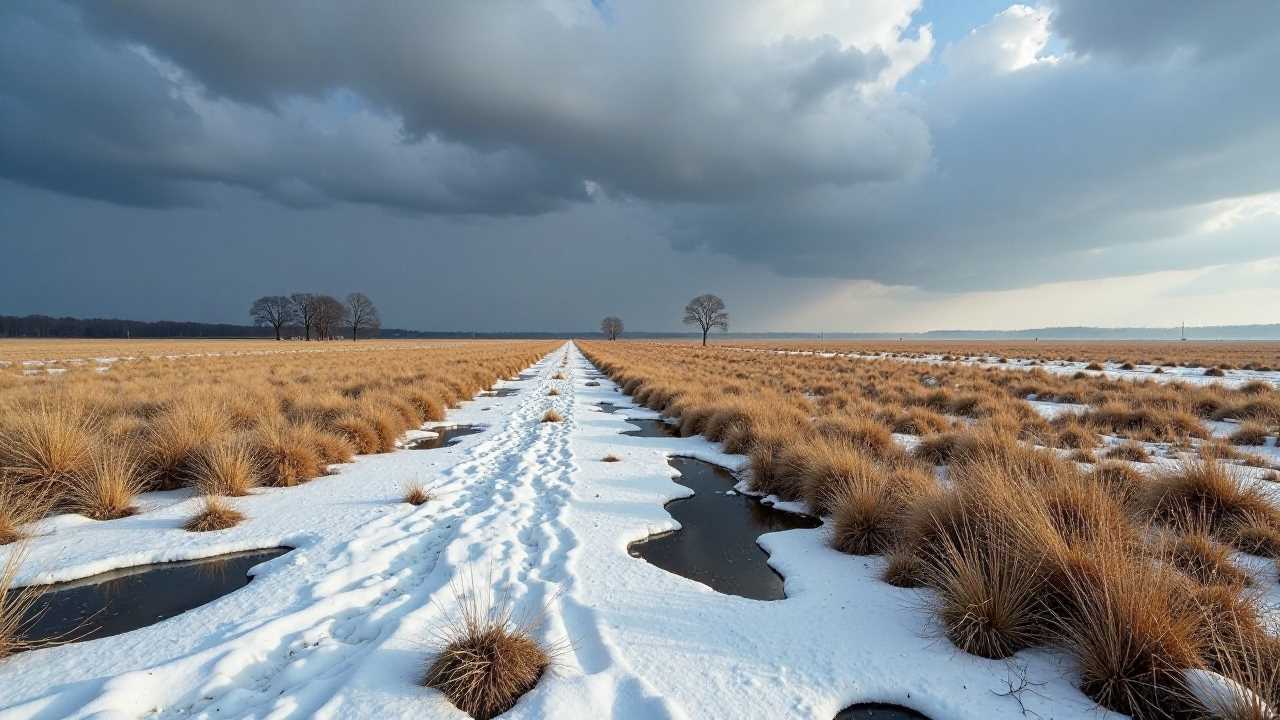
[943,5,1059,76]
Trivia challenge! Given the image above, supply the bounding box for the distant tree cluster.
[250,292,381,340]
[0,315,276,339]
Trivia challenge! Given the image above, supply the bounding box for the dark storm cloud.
[1049,0,1280,60]
[2,0,922,213]
[1,0,1278,297]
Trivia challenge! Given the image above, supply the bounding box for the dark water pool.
[480,388,519,398]
[22,547,290,645]
[835,703,930,720]
[405,425,485,449]
[628,457,819,600]
[621,417,680,438]
[596,402,623,414]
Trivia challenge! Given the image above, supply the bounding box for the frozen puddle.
[22,547,290,646]
[480,388,519,398]
[836,703,930,719]
[404,424,485,449]
[628,457,819,600]
[596,402,623,414]
[621,417,680,438]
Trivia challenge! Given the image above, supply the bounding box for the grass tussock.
[425,584,552,720]
[1230,422,1270,447]
[601,454,621,463]
[190,439,259,497]
[546,388,560,397]
[62,442,146,520]
[0,400,96,485]
[0,479,53,545]
[540,409,563,423]
[1141,461,1280,556]
[404,484,431,506]
[183,495,244,532]
[1103,441,1151,463]
[1055,547,1204,719]
[1163,531,1251,589]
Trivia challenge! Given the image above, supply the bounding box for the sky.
[1,0,1278,333]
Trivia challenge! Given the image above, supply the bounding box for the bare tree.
[250,295,296,340]
[312,295,347,340]
[289,292,317,340]
[600,316,623,341]
[683,294,729,346]
[344,293,381,340]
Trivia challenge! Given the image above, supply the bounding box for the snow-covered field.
[732,347,1280,390]
[4,343,1277,719]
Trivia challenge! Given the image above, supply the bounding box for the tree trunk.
[274,324,281,341]
[702,328,708,346]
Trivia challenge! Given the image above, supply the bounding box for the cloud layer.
[2,0,1277,295]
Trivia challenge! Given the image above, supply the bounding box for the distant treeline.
[0,315,278,339]
[0,314,572,340]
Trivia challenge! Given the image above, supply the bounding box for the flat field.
[1,339,1277,720]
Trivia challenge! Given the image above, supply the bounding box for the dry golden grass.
[189,440,259,497]
[1141,461,1280,555]
[425,583,551,720]
[0,480,52,545]
[540,409,563,423]
[62,441,146,519]
[0,400,96,485]
[1055,544,1203,719]
[1162,531,1250,589]
[404,485,431,506]
[183,495,245,532]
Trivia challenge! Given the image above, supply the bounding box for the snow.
[1,342,1274,719]
[731,346,1280,390]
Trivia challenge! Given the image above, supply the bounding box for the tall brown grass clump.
[1230,422,1270,446]
[922,523,1047,659]
[1163,531,1250,589]
[425,585,551,720]
[183,495,244,532]
[189,440,260,497]
[63,442,146,520]
[0,480,52,545]
[332,414,381,455]
[1088,461,1147,510]
[1141,461,1280,556]
[251,420,322,487]
[145,401,228,490]
[540,409,563,423]
[1053,546,1204,719]
[0,400,95,485]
